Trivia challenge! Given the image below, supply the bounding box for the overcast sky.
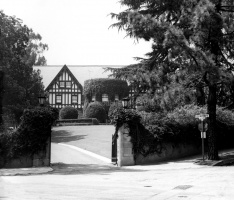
[1,0,152,65]
[1,0,152,88]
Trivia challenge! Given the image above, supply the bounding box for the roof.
[45,65,83,91]
[33,65,124,88]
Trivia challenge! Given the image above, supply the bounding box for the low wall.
[117,124,200,166]
[136,143,200,165]
[0,138,50,168]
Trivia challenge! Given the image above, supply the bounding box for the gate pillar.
[117,124,135,166]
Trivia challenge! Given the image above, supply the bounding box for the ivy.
[84,78,129,102]
[111,108,165,160]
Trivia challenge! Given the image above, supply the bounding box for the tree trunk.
[196,86,206,106]
[0,70,4,130]
[207,84,219,160]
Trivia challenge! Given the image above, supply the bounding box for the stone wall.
[0,138,50,168]
[136,143,200,165]
[117,124,200,166]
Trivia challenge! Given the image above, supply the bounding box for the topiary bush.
[59,106,78,119]
[85,101,106,123]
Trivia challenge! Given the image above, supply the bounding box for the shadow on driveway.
[52,129,87,143]
[49,163,146,175]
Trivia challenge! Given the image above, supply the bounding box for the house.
[45,65,83,110]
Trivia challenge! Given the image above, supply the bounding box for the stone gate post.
[117,124,135,166]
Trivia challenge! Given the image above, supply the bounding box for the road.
[1,125,234,199]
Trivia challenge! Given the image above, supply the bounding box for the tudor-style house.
[45,65,83,110]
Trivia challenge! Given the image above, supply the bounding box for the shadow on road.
[49,163,146,175]
[52,129,87,143]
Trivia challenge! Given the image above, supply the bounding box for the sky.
[1,0,152,87]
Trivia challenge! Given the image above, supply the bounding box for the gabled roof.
[45,65,83,91]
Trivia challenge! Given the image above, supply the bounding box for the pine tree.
[109,0,234,160]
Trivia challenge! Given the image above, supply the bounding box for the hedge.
[83,78,129,102]
[0,106,58,161]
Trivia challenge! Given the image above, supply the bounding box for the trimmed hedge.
[85,102,106,123]
[83,78,129,102]
[59,106,78,119]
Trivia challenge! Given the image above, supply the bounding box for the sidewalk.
[1,148,234,176]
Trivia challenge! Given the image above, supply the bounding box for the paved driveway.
[51,125,115,159]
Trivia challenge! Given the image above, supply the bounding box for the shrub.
[108,101,123,120]
[85,101,106,123]
[0,106,57,160]
[59,106,78,119]
[111,104,234,160]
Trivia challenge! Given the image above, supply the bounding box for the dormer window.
[59,81,65,88]
[66,82,71,88]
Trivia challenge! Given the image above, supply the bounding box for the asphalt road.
[1,126,234,199]
[51,125,115,159]
[1,158,234,199]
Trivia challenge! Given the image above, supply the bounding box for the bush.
[108,101,123,120]
[0,106,57,160]
[85,102,106,123]
[59,106,78,119]
[111,104,234,160]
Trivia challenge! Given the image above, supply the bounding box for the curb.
[212,158,234,166]
[0,167,53,176]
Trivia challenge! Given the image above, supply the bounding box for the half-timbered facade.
[45,65,83,109]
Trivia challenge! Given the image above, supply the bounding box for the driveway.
[51,125,115,159]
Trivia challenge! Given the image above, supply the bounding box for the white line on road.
[57,143,112,164]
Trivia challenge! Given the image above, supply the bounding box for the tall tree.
[0,10,47,122]
[109,0,234,160]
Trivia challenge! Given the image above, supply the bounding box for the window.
[115,94,119,101]
[66,82,71,88]
[72,95,78,103]
[56,95,62,104]
[92,94,96,101]
[59,81,65,88]
[102,94,108,102]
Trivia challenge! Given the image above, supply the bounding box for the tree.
[109,0,234,160]
[0,10,48,123]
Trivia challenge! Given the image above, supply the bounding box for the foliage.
[84,101,106,123]
[109,0,234,160]
[108,101,123,120]
[59,106,78,119]
[0,106,57,160]
[0,10,48,123]
[84,78,129,102]
[112,104,234,160]
[111,108,165,159]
